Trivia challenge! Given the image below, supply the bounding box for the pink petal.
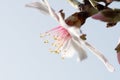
[106,0,113,3]
[92,12,109,22]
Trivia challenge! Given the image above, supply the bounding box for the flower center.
[40,26,71,55]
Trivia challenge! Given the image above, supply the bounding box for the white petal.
[26,1,49,15]
[66,26,115,72]
[43,0,59,22]
[71,38,87,61]
[105,62,115,72]
[26,0,59,22]
[79,39,115,72]
[61,46,75,58]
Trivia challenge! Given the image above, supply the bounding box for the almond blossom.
[40,26,88,60]
[26,0,115,72]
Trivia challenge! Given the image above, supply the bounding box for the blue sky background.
[0,0,120,80]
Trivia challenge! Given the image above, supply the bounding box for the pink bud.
[92,12,110,22]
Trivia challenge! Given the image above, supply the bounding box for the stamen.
[40,26,72,58]
[54,49,61,54]
[44,40,49,43]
